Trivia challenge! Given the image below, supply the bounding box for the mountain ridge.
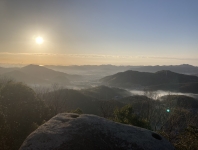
[0,64,82,85]
[100,70,198,92]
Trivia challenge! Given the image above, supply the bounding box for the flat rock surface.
[20,113,175,150]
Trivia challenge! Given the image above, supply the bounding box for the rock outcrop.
[20,113,174,150]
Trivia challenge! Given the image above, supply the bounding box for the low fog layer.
[130,90,198,99]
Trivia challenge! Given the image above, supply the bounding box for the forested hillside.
[1,80,198,150]
[100,70,198,92]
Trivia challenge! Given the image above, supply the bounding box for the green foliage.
[157,107,198,150]
[179,83,198,94]
[70,108,83,114]
[0,79,197,150]
[174,125,198,150]
[161,95,198,109]
[113,105,151,130]
[115,96,198,150]
[0,81,52,150]
[80,85,131,100]
[159,125,198,150]
[44,88,124,116]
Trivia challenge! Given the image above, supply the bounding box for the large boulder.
[20,113,174,150]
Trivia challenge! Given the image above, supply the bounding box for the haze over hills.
[2,64,198,92]
[45,64,198,78]
[3,70,49,84]
[45,65,139,80]
[0,67,19,74]
[45,65,136,73]
[1,63,198,75]
[0,64,82,85]
[100,70,198,92]
[1,0,198,149]
[21,65,82,81]
[132,64,198,74]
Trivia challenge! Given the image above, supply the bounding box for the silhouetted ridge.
[133,64,198,74]
[80,85,131,100]
[100,70,198,91]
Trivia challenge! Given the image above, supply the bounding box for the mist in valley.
[1,1,198,149]
[130,90,198,100]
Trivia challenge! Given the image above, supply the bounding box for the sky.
[0,0,198,66]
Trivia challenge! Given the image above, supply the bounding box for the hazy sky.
[0,0,198,66]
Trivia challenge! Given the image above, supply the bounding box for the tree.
[0,81,52,150]
[113,105,151,130]
[143,88,159,122]
[70,108,83,114]
[44,83,67,115]
[99,100,122,119]
[176,125,198,150]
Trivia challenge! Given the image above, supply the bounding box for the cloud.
[144,56,198,60]
[0,52,197,61]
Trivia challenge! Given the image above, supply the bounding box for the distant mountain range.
[45,64,198,75]
[0,64,82,85]
[46,65,136,72]
[132,64,198,75]
[2,64,198,90]
[100,70,198,93]
[45,65,137,79]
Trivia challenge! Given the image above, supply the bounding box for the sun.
[35,36,44,44]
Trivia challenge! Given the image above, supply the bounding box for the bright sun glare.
[35,36,44,44]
